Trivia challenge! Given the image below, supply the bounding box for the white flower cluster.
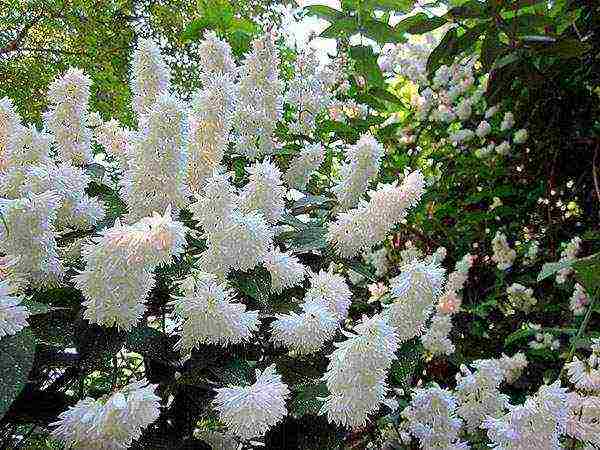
[497,352,528,384]
[327,170,425,258]
[196,30,236,83]
[565,338,600,393]
[232,33,283,159]
[187,73,236,194]
[171,271,259,351]
[121,93,189,222]
[130,38,171,117]
[482,381,569,449]
[320,314,398,428]
[0,191,63,285]
[190,172,274,277]
[43,68,93,164]
[455,359,509,431]
[286,49,337,135]
[506,282,537,314]
[21,162,105,230]
[284,142,325,191]
[556,236,582,284]
[0,279,29,338]
[491,231,516,270]
[569,283,589,316]
[261,247,306,294]
[74,208,186,330]
[386,257,445,343]
[94,118,132,171]
[0,101,104,230]
[437,253,474,315]
[566,392,600,446]
[213,365,289,440]
[239,159,286,224]
[402,384,468,449]
[332,133,384,210]
[51,380,161,449]
[271,269,350,354]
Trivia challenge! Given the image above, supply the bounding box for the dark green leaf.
[126,326,175,362]
[426,28,458,76]
[303,5,345,21]
[349,45,384,87]
[0,329,36,419]
[394,12,446,34]
[362,18,404,43]
[319,17,360,39]
[290,226,328,253]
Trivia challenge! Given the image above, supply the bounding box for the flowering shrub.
[1,1,600,449]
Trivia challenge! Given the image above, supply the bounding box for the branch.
[0,13,45,56]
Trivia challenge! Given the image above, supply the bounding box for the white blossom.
[261,247,306,294]
[483,381,569,450]
[402,384,467,449]
[491,231,516,270]
[75,208,186,330]
[43,68,93,164]
[239,159,286,224]
[321,314,398,428]
[284,142,325,191]
[130,38,171,117]
[0,280,29,337]
[121,93,189,222]
[0,191,63,285]
[213,365,290,440]
[271,300,338,354]
[332,133,384,210]
[232,33,283,159]
[171,273,259,351]
[51,380,161,449]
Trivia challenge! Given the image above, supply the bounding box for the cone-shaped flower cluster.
[386,257,445,342]
[232,33,283,159]
[284,142,326,191]
[130,38,171,117]
[239,159,286,224]
[74,208,186,330]
[51,380,161,450]
[43,68,93,165]
[0,191,63,285]
[327,170,425,258]
[320,314,398,428]
[402,384,468,449]
[482,381,569,449]
[171,271,259,351]
[213,365,290,440]
[261,246,306,294]
[332,133,384,210]
[121,93,189,222]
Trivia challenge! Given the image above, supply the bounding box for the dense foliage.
[0,0,599,449]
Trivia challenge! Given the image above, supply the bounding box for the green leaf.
[0,329,36,419]
[290,226,328,253]
[369,87,406,106]
[394,12,446,34]
[369,0,417,12]
[390,340,423,390]
[126,326,175,363]
[349,45,384,87]
[291,195,335,213]
[319,17,360,38]
[362,18,404,43]
[426,28,458,76]
[535,38,591,58]
[303,5,345,21]
[446,1,487,18]
[289,381,328,418]
[481,31,506,69]
[20,298,49,316]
